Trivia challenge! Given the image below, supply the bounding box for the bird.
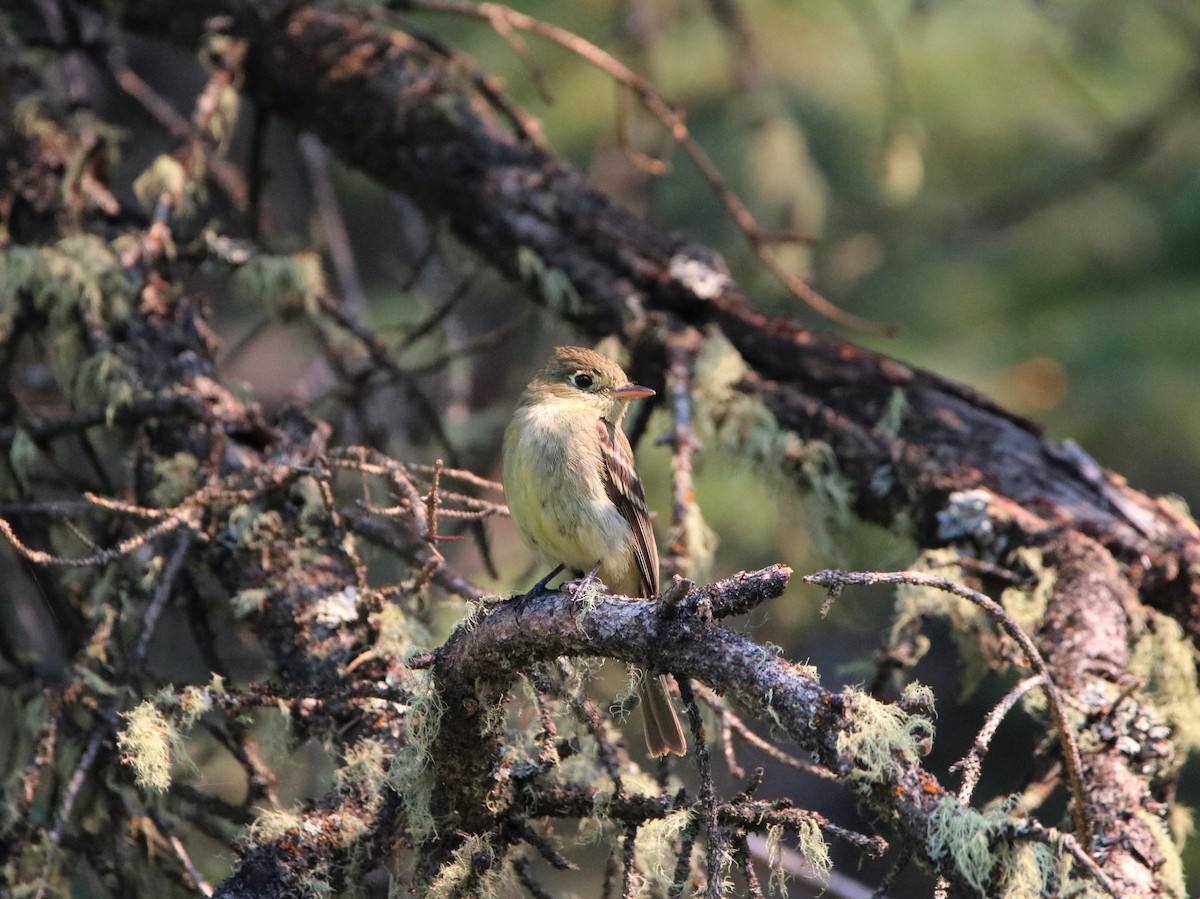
[502,345,687,757]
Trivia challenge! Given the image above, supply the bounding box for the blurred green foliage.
[401,0,1200,510]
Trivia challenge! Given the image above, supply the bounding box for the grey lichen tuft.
[924,798,996,895]
[388,673,445,842]
[336,738,391,812]
[425,834,500,899]
[231,251,326,320]
[118,701,183,793]
[889,549,992,697]
[835,688,935,787]
[633,809,691,887]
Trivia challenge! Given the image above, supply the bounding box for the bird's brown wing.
[598,419,659,597]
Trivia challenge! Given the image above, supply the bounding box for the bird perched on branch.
[503,345,687,757]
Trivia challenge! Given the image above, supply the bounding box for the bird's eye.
[572,373,594,390]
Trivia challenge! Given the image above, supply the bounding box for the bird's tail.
[640,674,687,757]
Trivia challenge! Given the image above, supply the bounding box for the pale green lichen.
[118,701,183,792]
[517,246,582,318]
[987,822,1112,899]
[231,251,326,320]
[290,475,329,535]
[336,738,390,811]
[177,682,215,726]
[150,452,201,508]
[873,387,909,439]
[796,817,831,886]
[8,429,40,491]
[1000,547,1055,644]
[223,503,288,551]
[198,37,241,144]
[924,798,996,894]
[1,237,133,404]
[425,834,499,899]
[43,235,134,319]
[388,673,445,842]
[889,549,993,697]
[633,809,690,886]
[1168,802,1194,855]
[690,333,855,553]
[994,840,1058,899]
[1136,807,1188,898]
[72,350,140,420]
[611,666,644,726]
[765,823,788,897]
[572,577,603,633]
[231,587,270,617]
[1129,611,1200,754]
[790,661,820,683]
[836,688,934,786]
[3,830,70,899]
[900,680,935,712]
[132,154,189,215]
[372,600,432,663]
[247,808,304,843]
[796,441,854,532]
[456,599,489,634]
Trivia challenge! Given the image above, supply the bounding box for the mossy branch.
[421,568,1068,895]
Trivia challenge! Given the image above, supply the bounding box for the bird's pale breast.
[503,402,638,594]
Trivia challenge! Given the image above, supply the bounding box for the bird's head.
[524,346,655,423]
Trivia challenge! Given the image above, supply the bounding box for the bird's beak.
[609,384,655,401]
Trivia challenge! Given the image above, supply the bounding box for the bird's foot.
[563,561,605,602]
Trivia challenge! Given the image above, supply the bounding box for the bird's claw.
[564,561,605,601]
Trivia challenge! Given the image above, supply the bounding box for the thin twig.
[299,134,368,314]
[50,707,121,846]
[679,679,725,898]
[732,833,765,899]
[950,675,1043,805]
[512,855,556,899]
[620,821,639,899]
[314,294,466,469]
[660,328,704,581]
[693,683,834,780]
[144,803,215,896]
[557,659,628,792]
[393,268,481,349]
[398,18,550,150]
[745,832,888,899]
[396,0,891,333]
[132,533,195,680]
[805,568,1092,848]
[998,819,1122,899]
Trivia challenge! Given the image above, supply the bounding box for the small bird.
[503,346,687,757]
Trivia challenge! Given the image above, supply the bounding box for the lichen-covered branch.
[423,571,1117,896]
[3,2,1197,898]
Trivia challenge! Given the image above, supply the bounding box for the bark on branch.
[425,568,994,896]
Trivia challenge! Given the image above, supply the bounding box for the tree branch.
[424,568,1038,895]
